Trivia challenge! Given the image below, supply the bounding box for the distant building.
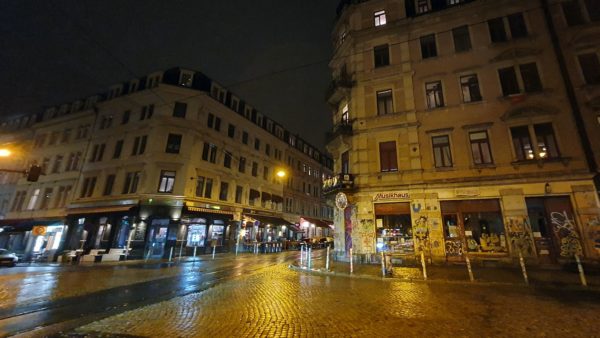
[0,67,333,261]
[327,0,600,263]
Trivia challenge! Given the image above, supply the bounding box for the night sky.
[0,1,338,149]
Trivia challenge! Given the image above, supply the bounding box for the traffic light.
[26,165,42,182]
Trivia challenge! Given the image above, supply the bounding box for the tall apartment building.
[326,0,600,264]
[0,67,333,261]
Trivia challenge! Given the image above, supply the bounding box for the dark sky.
[0,1,338,149]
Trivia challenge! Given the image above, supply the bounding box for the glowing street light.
[276,169,287,178]
[0,149,12,157]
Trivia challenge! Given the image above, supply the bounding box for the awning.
[245,214,293,227]
[67,205,135,215]
[300,217,332,228]
[187,206,235,216]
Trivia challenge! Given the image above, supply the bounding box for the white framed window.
[416,0,430,14]
[27,189,40,210]
[341,103,349,123]
[426,81,444,108]
[374,10,386,26]
[158,171,176,193]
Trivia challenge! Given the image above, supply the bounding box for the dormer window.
[266,120,273,132]
[374,10,387,26]
[231,98,239,112]
[416,0,429,14]
[244,106,252,119]
[129,81,138,93]
[180,71,193,87]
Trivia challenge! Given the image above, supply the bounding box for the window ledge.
[470,164,496,170]
[511,157,571,168]
[434,166,455,172]
[461,99,485,106]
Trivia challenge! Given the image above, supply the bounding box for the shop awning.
[246,214,293,227]
[300,217,332,228]
[187,206,235,216]
[66,205,135,215]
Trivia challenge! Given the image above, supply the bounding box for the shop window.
[104,174,115,196]
[578,53,600,85]
[172,102,187,118]
[122,171,140,194]
[425,81,444,108]
[374,10,386,26]
[534,123,560,159]
[374,44,390,68]
[432,135,453,168]
[157,170,176,193]
[469,131,493,165]
[376,89,393,115]
[488,17,507,42]
[165,133,182,154]
[563,1,584,25]
[375,203,413,253]
[507,13,528,38]
[510,126,534,160]
[219,181,229,201]
[460,74,482,103]
[452,25,471,52]
[420,34,437,59]
[379,141,398,172]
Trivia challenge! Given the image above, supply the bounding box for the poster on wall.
[187,224,206,247]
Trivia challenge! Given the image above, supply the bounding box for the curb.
[288,264,600,292]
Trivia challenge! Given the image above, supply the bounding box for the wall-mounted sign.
[373,191,410,202]
[335,192,348,210]
[455,188,480,197]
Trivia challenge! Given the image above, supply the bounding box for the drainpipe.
[541,0,600,194]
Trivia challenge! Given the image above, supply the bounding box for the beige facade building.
[327,0,600,264]
[0,67,333,261]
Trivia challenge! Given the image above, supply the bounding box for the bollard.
[465,255,475,282]
[420,252,428,280]
[300,244,304,267]
[349,248,354,274]
[212,245,216,259]
[381,252,386,278]
[519,250,529,285]
[575,254,588,287]
[308,247,312,269]
[193,246,197,260]
[326,245,330,271]
[169,246,174,263]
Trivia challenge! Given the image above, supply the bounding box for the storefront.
[0,219,66,261]
[374,203,413,254]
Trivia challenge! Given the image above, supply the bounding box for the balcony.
[323,173,355,195]
[326,121,353,144]
[325,72,355,105]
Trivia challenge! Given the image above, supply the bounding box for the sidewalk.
[291,256,600,290]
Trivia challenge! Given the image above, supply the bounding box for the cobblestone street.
[76,263,600,337]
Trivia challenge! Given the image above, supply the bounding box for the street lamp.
[276,169,287,178]
[0,149,11,157]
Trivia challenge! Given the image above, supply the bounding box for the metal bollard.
[169,247,174,262]
[465,255,475,282]
[519,250,529,285]
[300,244,304,267]
[178,240,184,262]
[308,247,312,269]
[212,245,216,259]
[381,252,386,277]
[326,245,330,271]
[575,254,588,287]
[193,246,197,260]
[420,252,428,280]
[349,248,354,274]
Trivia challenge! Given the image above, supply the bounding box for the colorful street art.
[550,211,583,257]
[344,206,353,253]
[505,216,535,256]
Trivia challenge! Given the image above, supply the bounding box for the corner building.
[327,0,600,264]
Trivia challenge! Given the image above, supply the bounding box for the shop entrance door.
[147,219,169,258]
[526,197,582,262]
[443,213,464,261]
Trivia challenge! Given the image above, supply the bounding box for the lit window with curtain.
[158,170,176,193]
[432,135,453,168]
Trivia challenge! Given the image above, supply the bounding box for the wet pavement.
[2,250,600,337]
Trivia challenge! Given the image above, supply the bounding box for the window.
[488,17,507,42]
[508,13,528,38]
[252,162,258,177]
[223,151,232,168]
[215,117,221,131]
[562,1,585,26]
[40,188,53,209]
[374,44,390,68]
[510,126,534,161]
[66,152,82,171]
[460,74,482,103]
[207,113,214,128]
[100,115,113,130]
[80,177,97,198]
[158,171,176,193]
[374,10,386,26]
[578,53,600,84]
[195,176,205,197]
[469,131,493,165]
[48,131,59,146]
[140,105,154,120]
[122,110,130,124]
[376,89,393,115]
[219,181,229,201]
[239,156,246,173]
[202,143,218,163]
[122,171,141,194]
[585,0,600,21]
[180,72,193,87]
[51,155,63,174]
[27,189,40,210]
[76,124,90,139]
[254,138,260,151]
[90,144,106,162]
[452,25,471,52]
[131,135,147,156]
[104,174,115,196]
[204,178,213,198]
[534,123,560,159]
[168,102,187,119]
[425,81,444,109]
[61,129,71,143]
[498,67,520,96]
[263,166,269,180]
[235,186,243,204]
[242,131,249,144]
[11,191,26,212]
[265,144,271,156]
[420,34,437,59]
[432,135,453,168]
[416,0,429,13]
[165,134,182,154]
[341,151,349,174]
[228,124,235,138]
[113,140,124,159]
[41,157,50,173]
[379,141,398,172]
[520,63,542,92]
[341,104,349,124]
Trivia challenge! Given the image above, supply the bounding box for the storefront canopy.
[246,214,293,227]
[300,217,332,229]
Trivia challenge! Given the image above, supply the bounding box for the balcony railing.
[323,173,355,195]
[326,121,353,144]
[325,72,355,104]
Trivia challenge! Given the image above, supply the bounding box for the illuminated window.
[341,104,349,124]
[158,171,176,193]
[460,74,482,103]
[426,81,444,108]
[376,89,393,115]
[432,135,453,168]
[374,10,386,26]
[26,189,40,210]
[469,131,493,165]
[510,126,534,161]
[416,0,429,13]
[534,123,560,159]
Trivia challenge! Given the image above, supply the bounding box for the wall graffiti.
[550,211,583,257]
[504,217,535,256]
[445,239,463,256]
[358,219,375,253]
[583,216,600,252]
[413,215,430,253]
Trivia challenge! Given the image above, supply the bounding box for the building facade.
[0,67,333,261]
[327,0,600,264]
